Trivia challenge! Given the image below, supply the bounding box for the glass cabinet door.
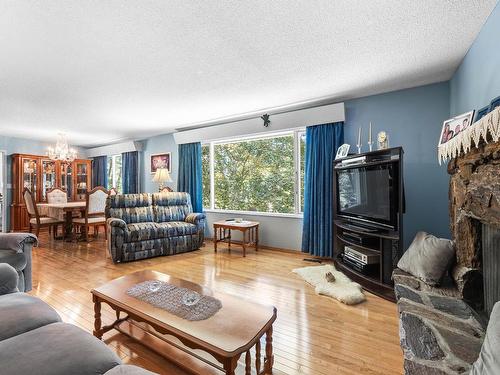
[75,162,88,200]
[60,163,73,201]
[41,160,56,201]
[22,158,38,197]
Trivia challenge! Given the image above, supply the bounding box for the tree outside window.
[107,154,122,193]
[202,131,306,214]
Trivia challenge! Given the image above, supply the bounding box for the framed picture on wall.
[150,153,171,174]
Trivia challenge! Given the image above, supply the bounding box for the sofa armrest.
[107,218,127,230]
[0,233,37,252]
[0,233,37,291]
[0,263,19,295]
[185,213,206,225]
[107,218,127,263]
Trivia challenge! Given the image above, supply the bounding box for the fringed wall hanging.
[438,107,500,164]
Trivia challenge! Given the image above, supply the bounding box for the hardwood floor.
[29,233,403,375]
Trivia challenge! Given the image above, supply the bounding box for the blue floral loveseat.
[106,192,205,263]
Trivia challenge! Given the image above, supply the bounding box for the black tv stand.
[333,147,404,302]
[340,222,379,233]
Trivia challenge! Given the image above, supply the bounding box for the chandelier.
[47,133,77,163]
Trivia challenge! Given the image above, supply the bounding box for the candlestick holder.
[367,141,373,152]
[356,127,362,154]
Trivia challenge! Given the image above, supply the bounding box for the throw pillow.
[397,231,455,286]
[470,302,500,375]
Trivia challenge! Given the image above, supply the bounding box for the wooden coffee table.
[91,270,276,375]
[213,220,259,257]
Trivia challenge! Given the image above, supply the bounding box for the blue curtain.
[122,151,138,194]
[177,142,203,213]
[301,122,344,257]
[92,156,108,189]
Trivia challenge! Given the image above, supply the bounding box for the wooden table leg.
[228,229,231,252]
[256,340,262,374]
[214,225,218,253]
[264,326,274,373]
[245,350,251,375]
[64,211,73,241]
[242,229,246,257]
[223,357,238,375]
[93,294,103,339]
[256,225,259,252]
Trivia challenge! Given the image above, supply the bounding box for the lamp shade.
[152,168,173,183]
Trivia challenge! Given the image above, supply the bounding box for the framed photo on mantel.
[439,110,475,145]
[150,153,171,174]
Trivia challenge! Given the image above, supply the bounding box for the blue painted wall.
[344,82,451,248]
[450,3,500,115]
[136,83,451,250]
[139,134,178,193]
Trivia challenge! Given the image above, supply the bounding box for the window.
[107,154,122,193]
[202,131,306,215]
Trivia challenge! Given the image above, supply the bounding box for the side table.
[213,220,259,257]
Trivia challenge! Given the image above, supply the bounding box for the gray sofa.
[0,263,157,375]
[0,232,37,292]
[106,192,205,263]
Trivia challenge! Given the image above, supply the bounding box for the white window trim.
[202,130,305,216]
[204,208,303,219]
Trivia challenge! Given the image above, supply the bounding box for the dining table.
[37,201,87,240]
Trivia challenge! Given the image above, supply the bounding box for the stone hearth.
[393,269,485,374]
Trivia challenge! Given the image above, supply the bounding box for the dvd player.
[344,246,379,265]
[342,232,379,247]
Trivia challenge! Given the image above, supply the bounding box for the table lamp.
[152,168,173,191]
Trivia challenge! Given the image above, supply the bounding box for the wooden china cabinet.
[10,154,92,231]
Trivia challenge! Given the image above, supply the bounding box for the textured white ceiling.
[0,0,497,146]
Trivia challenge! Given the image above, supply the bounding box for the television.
[335,161,399,230]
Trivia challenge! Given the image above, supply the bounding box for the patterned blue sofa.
[105,192,205,263]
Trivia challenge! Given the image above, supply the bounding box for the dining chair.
[72,186,108,242]
[108,187,118,196]
[46,187,68,204]
[160,186,173,193]
[23,188,64,243]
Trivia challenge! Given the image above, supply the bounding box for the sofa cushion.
[123,222,198,243]
[0,250,27,271]
[125,223,160,242]
[0,322,121,375]
[397,232,455,286]
[0,293,62,341]
[156,222,198,237]
[152,192,191,206]
[153,192,192,222]
[470,302,500,375]
[105,364,158,374]
[106,194,154,224]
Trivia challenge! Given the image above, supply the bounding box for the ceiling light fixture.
[47,133,77,163]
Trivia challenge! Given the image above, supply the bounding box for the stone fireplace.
[448,138,500,315]
[392,138,500,374]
